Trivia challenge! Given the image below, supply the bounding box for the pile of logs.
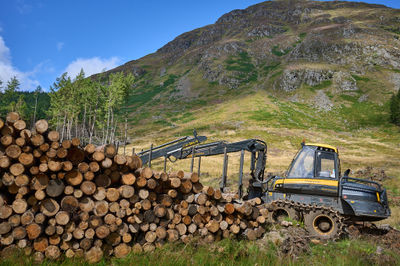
[0,113,270,262]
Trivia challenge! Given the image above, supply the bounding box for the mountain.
[102,0,399,135]
[99,1,400,187]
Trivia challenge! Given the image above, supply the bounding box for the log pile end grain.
[0,112,271,262]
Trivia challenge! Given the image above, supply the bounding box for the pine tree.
[1,76,20,114]
[15,95,29,119]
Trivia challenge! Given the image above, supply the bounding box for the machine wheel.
[304,208,343,240]
[268,202,299,223]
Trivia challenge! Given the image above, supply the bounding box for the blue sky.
[0,0,398,91]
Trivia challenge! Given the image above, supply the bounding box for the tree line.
[1,70,135,147]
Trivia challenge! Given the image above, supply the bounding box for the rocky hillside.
[101,0,400,136]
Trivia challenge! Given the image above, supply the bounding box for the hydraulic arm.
[137,134,267,197]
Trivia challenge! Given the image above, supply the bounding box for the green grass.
[246,96,390,132]
[339,101,389,129]
[249,110,276,121]
[1,238,398,266]
[154,119,173,127]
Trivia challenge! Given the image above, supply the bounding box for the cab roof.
[304,143,338,153]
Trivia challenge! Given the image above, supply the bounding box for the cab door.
[281,146,339,196]
[313,150,339,196]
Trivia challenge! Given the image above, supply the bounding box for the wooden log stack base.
[0,113,270,263]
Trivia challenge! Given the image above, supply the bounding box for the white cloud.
[64,57,120,78]
[57,42,64,51]
[0,36,40,91]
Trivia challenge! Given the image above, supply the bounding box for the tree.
[32,86,43,125]
[390,90,400,126]
[15,95,29,119]
[102,72,134,144]
[1,76,20,114]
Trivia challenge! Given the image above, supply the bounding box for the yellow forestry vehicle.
[138,133,391,239]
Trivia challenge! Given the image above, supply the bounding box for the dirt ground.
[258,222,400,261]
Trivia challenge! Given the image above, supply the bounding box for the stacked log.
[0,113,270,262]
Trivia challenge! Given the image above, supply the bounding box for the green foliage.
[390,90,400,126]
[225,52,258,84]
[271,45,292,56]
[0,76,20,114]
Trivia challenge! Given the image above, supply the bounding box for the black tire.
[304,210,341,240]
[268,205,299,223]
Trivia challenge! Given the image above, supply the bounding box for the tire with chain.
[268,200,300,223]
[267,200,345,240]
[303,206,344,240]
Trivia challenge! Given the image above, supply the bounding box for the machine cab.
[275,143,340,196]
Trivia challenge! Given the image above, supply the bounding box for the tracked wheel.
[268,201,299,223]
[304,208,343,240]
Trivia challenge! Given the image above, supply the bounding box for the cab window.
[316,151,336,178]
[287,146,314,178]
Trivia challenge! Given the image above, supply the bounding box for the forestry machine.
[138,132,391,239]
